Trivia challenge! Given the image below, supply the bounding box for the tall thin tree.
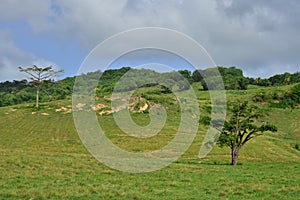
[18,65,63,109]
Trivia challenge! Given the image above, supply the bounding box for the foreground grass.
[1,152,299,199]
[0,87,299,199]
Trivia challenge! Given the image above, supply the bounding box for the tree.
[178,70,192,83]
[204,101,277,165]
[192,69,204,82]
[193,66,249,90]
[18,65,63,109]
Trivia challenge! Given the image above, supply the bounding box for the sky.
[0,0,300,81]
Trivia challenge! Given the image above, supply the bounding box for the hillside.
[0,81,299,199]
[1,66,300,107]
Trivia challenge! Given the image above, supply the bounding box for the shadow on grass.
[200,161,243,166]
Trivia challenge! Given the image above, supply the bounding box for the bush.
[295,143,300,150]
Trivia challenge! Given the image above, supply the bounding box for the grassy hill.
[0,83,299,199]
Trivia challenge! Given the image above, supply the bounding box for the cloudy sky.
[0,0,299,81]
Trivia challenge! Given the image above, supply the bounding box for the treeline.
[191,66,248,90]
[248,71,300,86]
[191,66,300,89]
[0,78,74,107]
[1,66,300,107]
[75,67,191,95]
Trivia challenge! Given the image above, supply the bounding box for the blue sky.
[0,0,300,81]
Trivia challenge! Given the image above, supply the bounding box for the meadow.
[0,84,299,199]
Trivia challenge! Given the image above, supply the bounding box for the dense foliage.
[248,71,300,86]
[252,83,300,109]
[192,66,248,90]
[0,78,74,107]
[1,66,300,107]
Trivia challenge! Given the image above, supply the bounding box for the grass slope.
[0,85,299,199]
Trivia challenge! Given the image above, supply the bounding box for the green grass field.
[0,85,299,199]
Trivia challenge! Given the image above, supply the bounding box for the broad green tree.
[204,101,277,165]
[18,65,63,109]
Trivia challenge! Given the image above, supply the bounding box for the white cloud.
[0,0,52,21]
[0,0,300,78]
[0,30,58,81]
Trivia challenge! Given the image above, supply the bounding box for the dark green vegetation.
[2,66,300,107]
[0,67,299,199]
[0,78,73,107]
[253,83,300,109]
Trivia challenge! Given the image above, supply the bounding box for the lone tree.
[18,65,63,109]
[204,101,277,165]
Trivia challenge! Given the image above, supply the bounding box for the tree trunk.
[36,87,39,109]
[231,147,241,165]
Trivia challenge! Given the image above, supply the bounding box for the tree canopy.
[203,101,278,165]
[192,66,248,90]
[18,65,63,109]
